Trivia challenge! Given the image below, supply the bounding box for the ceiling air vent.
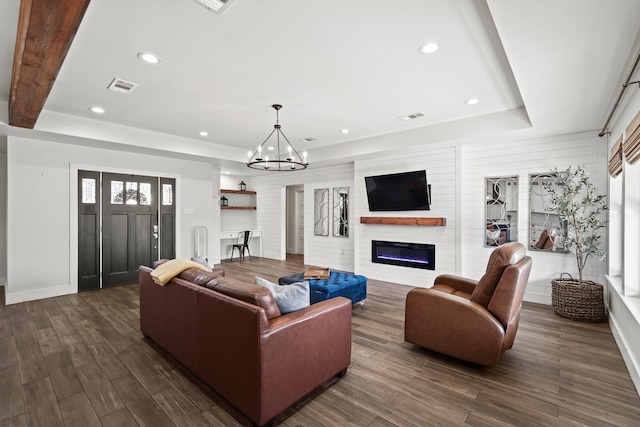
[107,78,138,94]
[300,137,318,143]
[192,0,235,14]
[399,112,426,121]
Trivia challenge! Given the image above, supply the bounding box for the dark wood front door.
[102,173,159,288]
[78,172,176,290]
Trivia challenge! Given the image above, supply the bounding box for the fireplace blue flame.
[372,240,435,270]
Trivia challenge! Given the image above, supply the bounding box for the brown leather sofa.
[404,242,532,367]
[139,265,352,427]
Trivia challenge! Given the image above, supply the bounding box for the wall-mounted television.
[364,170,430,211]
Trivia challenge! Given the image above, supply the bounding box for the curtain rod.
[599,47,640,137]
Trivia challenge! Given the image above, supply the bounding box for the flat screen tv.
[364,170,430,211]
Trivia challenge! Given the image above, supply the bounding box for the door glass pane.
[125,182,138,205]
[111,181,124,204]
[162,184,173,206]
[81,178,96,204]
[139,183,152,205]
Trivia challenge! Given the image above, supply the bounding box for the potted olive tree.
[542,165,608,322]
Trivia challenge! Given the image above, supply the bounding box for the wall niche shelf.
[360,217,446,226]
[220,189,256,210]
[221,189,256,195]
[221,206,256,210]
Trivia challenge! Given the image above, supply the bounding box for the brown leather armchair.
[404,242,532,366]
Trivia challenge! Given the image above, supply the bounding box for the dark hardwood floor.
[1,255,639,426]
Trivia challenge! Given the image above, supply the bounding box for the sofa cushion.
[255,276,310,314]
[205,276,281,319]
[179,268,223,286]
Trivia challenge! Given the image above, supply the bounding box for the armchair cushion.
[471,242,527,307]
[405,288,505,366]
[433,274,478,296]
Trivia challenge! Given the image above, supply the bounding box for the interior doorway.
[77,171,176,291]
[286,185,304,258]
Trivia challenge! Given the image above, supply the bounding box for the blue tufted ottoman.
[278,270,367,305]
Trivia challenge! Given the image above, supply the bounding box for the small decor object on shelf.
[220,196,228,207]
[240,181,246,191]
[543,165,608,322]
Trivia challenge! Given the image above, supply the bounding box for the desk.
[220,230,262,259]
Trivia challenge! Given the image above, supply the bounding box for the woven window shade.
[609,136,623,177]
[624,110,640,165]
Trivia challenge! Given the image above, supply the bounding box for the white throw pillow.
[255,276,310,314]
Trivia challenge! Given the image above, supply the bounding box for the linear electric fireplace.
[372,240,435,270]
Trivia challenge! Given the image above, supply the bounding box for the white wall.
[461,132,606,304]
[286,185,303,254]
[352,131,606,300]
[252,164,354,272]
[0,151,6,286]
[6,136,218,304]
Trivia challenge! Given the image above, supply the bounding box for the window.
[111,181,124,204]
[139,183,152,205]
[162,183,173,205]
[81,178,96,204]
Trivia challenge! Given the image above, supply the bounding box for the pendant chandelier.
[247,104,308,171]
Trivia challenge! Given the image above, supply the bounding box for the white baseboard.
[610,311,640,397]
[523,291,550,306]
[5,284,75,305]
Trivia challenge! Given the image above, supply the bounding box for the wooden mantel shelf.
[360,217,446,226]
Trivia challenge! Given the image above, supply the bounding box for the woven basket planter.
[551,274,606,322]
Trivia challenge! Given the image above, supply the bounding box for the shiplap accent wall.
[355,145,457,287]
[251,164,355,272]
[461,132,607,304]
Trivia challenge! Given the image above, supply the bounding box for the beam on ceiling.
[9,0,91,129]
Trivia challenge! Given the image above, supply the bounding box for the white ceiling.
[1,0,640,171]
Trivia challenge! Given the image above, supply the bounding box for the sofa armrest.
[405,288,505,366]
[257,297,352,424]
[433,274,478,295]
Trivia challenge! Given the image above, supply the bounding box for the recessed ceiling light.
[267,146,275,150]
[89,106,105,114]
[137,52,161,64]
[340,128,350,134]
[199,131,208,136]
[418,43,439,54]
[465,98,480,105]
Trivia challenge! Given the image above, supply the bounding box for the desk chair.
[231,230,253,261]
